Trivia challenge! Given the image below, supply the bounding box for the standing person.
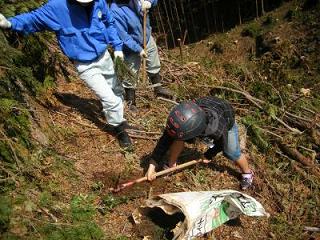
[145,96,254,190]
[110,0,173,109]
[0,0,133,148]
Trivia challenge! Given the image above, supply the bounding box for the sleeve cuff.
[125,44,142,54]
[113,45,123,51]
[8,18,15,29]
[136,46,143,53]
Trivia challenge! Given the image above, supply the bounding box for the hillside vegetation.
[0,0,319,239]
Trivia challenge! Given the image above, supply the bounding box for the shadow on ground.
[54,92,106,130]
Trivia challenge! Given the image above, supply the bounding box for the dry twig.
[128,133,158,140]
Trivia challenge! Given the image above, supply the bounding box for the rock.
[300,88,311,96]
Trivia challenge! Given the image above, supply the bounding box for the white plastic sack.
[133,190,269,239]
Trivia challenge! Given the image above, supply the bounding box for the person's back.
[110,0,149,54]
[195,96,235,142]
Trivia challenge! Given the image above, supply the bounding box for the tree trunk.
[221,15,225,32]
[212,0,217,32]
[179,0,189,43]
[173,0,183,39]
[188,1,197,41]
[162,0,176,47]
[204,0,210,33]
[261,0,265,15]
[237,0,242,25]
[156,6,167,49]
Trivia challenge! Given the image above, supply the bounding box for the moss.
[0,196,12,233]
[71,195,96,222]
[114,237,130,240]
[29,194,106,240]
[41,222,104,240]
[99,194,129,214]
[200,57,218,69]
[0,0,44,16]
[0,31,57,98]
[0,98,31,146]
[223,63,248,80]
[39,191,54,208]
[0,15,59,199]
[242,116,271,153]
[249,81,283,105]
[0,98,31,169]
[241,22,262,38]
[262,15,275,26]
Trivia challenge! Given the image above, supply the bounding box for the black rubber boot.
[124,87,138,112]
[113,123,133,149]
[148,72,174,99]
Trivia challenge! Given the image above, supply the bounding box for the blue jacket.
[9,0,123,62]
[110,0,157,54]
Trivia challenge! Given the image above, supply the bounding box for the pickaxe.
[109,159,204,193]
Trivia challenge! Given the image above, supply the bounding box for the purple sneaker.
[241,171,254,190]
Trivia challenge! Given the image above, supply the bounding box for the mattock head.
[109,185,122,193]
[109,182,132,193]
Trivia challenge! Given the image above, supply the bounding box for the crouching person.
[145,96,254,190]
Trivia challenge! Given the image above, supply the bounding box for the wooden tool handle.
[142,9,147,84]
[143,10,147,50]
[111,159,203,192]
[133,159,203,184]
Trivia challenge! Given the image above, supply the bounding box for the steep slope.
[0,0,319,240]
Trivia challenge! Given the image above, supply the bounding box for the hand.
[145,160,157,181]
[114,50,124,60]
[141,0,151,11]
[139,49,147,58]
[0,14,11,29]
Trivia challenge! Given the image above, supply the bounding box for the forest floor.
[1,1,319,240]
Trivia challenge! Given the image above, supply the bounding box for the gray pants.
[123,35,161,88]
[75,50,125,126]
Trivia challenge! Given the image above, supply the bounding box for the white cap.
[76,0,94,3]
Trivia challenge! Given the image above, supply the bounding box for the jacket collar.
[116,0,142,15]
